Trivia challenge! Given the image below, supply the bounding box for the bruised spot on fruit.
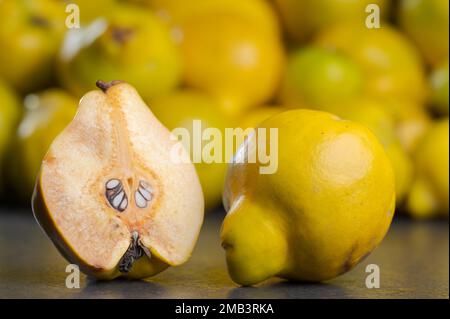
[118,231,151,273]
[105,179,128,212]
[96,80,124,92]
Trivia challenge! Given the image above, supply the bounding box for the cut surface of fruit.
[33,81,204,279]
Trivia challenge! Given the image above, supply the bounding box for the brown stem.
[96,80,124,92]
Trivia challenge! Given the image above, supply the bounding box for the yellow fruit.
[0,0,66,92]
[429,59,449,115]
[316,23,427,103]
[33,81,204,279]
[326,99,413,203]
[407,119,449,218]
[178,7,284,115]
[398,0,449,67]
[9,89,78,200]
[148,89,234,211]
[221,109,395,285]
[148,0,280,36]
[275,0,390,42]
[280,46,364,109]
[0,80,21,193]
[58,3,181,100]
[377,98,431,153]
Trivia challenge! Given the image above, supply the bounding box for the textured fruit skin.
[326,99,413,204]
[177,5,284,115]
[398,0,449,67]
[0,0,66,93]
[58,3,181,101]
[280,46,363,109]
[221,109,395,285]
[8,89,78,200]
[275,0,390,42]
[407,119,449,219]
[316,24,427,104]
[149,90,234,211]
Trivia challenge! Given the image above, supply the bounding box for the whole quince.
[221,109,395,285]
[58,3,181,101]
[398,0,449,67]
[407,119,449,218]
[0,0,66,93]
[316,24,427,104]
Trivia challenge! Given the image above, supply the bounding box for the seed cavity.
[105,179,128,212]
[118,231,151,273]
[135,180,153,209]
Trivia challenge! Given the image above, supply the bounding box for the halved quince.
[32,81,204,279]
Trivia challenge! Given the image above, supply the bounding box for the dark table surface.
[0,207,448,299]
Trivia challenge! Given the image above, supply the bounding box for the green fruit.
[9,89,78,199]
[430,59,449,115]
[407,119,449,218]
[280,46,363,110]
[149,89,234,211]
[398,0,449,67]
[275,0,391,42]
[0,0,66,93]
[58,3,181,100]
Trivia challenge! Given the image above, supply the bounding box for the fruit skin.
[0,0,66,93]
[0,80,21,194]
[148,89,234,211]
[274,0,390,43]
[221,109,395,285]
[429,60,449,115]
[407,119,449,219]
[8,89,78,200]
[58,3,181,101]
[398,0,449,67]
[177,4,284,116]
[316,23,427,104]
[280,46,364,109]
[326,99,413,203]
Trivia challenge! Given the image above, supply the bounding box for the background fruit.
[274,0,391,43]
[407,119,449,218]
[316,24,427,104]
[58,3,181,100]
[8,89,78,200]
[148,89,234,211]
[429,59,449,115]
[177,4,284,116]
[0,0,66,93]
[222,109,395,285]
[0,80,21,194]
[398,0,449,67]
[280,46,363,110]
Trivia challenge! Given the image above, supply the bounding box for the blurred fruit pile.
[0,0,448,219]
